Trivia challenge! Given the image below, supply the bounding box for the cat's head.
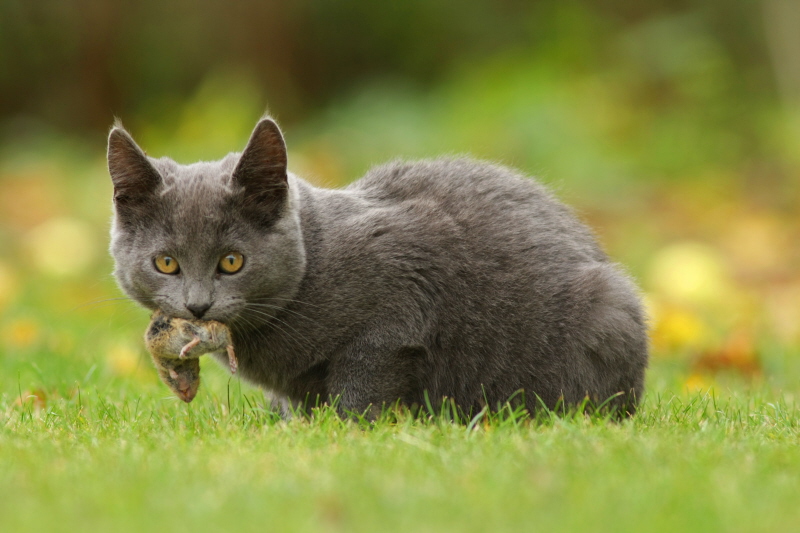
[107,118,306,324]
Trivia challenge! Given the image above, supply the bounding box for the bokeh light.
[26,217,99,278]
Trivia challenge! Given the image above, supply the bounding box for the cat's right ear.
[232,118,288,220]
[107,126,162,208]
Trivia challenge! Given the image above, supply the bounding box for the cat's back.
[345,157,605,264]
[349,157,539,208]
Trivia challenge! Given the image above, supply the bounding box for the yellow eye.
[219,252,244,274]
[154,255,180,274]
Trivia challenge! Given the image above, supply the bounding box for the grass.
[2,369,800,533]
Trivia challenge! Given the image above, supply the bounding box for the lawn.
[2,350,799,533]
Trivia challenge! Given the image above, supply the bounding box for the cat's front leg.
[326,344,428,419]
[262,390,302,419]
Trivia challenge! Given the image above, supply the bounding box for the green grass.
[2,373,800,533]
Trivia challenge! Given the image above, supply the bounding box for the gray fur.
[108,118,649,416]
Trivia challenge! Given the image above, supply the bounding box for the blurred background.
[1,0,799,406]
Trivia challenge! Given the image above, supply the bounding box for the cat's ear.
[107,125,162,207]
[233,118,288,216]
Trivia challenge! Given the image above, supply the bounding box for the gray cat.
[108,117,648,417]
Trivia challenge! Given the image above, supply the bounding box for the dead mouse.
[144,309,237,402]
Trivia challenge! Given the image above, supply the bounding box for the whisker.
[233,312,303,359]
[237,307,315,354]
[72,293,171,313]
[242,307,315,351]
[71,297,137,312]
[252,296,325,310]
[243,302,320,326]
[232,310,278,347]
[260,319,314,353]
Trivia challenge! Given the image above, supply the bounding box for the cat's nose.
[186,302,211,319]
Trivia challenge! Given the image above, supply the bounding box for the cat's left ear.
[233,118,288,216]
